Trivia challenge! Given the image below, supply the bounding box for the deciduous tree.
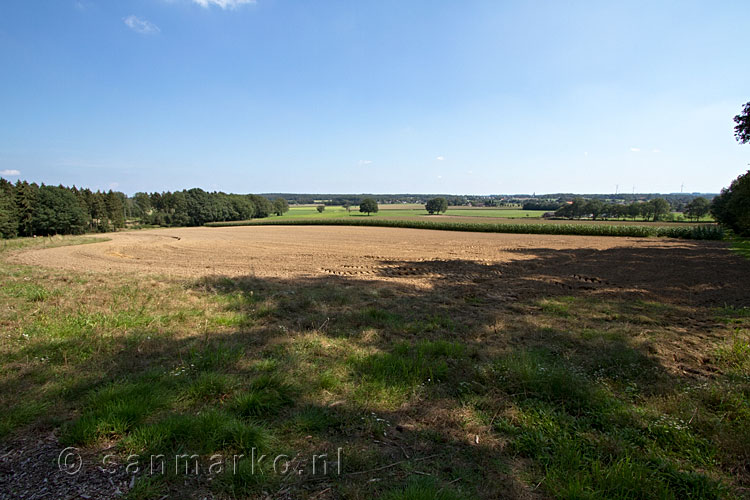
[273,197,289,216]
[425,197,448,214]
[359,198,378,215]
[647,198,671,222]
[712,170,750,236]
[734,102,750,144]
[685,197,710,221]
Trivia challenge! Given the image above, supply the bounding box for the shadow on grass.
[2,241,750,499]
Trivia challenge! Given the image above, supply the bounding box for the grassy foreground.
[1,235,748,499]
[206,217,724,240]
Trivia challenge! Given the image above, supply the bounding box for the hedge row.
[205,218,724,240]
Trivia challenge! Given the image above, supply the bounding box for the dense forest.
[0,179,285,239]
[0,179,127,238]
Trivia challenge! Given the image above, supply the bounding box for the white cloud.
[584,151,589,157]
[123,15,160,34]
[358,160,372,165]
[0,169,20,176]
[652,149,661,153]
[192,0,256,9]
[436,156,445,161]
[437,175,443,179]
[629,147,640,152]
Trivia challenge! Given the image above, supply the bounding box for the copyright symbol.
[58,447,82,475]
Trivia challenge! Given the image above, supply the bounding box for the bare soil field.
[11,226,749,306]
[3,227,750,499]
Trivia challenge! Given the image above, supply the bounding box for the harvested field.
[11,226,749,306]
[3,228,750,499]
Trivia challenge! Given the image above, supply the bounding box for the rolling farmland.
[1,227,749,499]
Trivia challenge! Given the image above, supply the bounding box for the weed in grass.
[486,350,729,498]
[122,410,270,456]
[229,375,294,419]
[212,453,279,497]
[716,305,750,325]
[316,369,343,391]
[587,341,660,385]
[2,283,52,302]
[286,406,341,433]
[188,343,242,372]
[353,341,464,386]
[381,476,470,500]
[714,331,750,373]
[490,350,609,414]
[61,379,173,445]
[358,307,403,328]
[351,341,466,408]
[122,475,167,500]
[180,372,237,404]
[405,314,457,334]
[730,237,750,259]
[0,400,50,439]
[250,357,279,373]
[538,297,574,317]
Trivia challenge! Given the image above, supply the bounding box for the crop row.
[205,218,724,240]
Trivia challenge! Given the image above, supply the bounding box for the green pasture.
[280,206,547,219]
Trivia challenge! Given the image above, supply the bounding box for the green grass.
[278,206,547,219]
[1,234,748,499]
[730,237,750,259]
[229,374,295,418]
[263,206,715,224]
[381,476,470,500]
[180,372,238,404]
[0,234,109,254]
[485,350,725,498]
[443,208,546,218]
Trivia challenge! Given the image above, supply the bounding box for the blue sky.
[1,1,748,195]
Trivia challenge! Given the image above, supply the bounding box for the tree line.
[0,179,127,238]
[553,197,710,222]
[131,189,287,227]
[0,180,289,239]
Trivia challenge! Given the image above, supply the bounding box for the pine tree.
[0,179,18,238]
[14,181,38,237]
[105,190,126,229]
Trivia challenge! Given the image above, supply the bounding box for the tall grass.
[205,218,724,240]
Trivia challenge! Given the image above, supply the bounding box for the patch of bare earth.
[4,226,749,498]
[9,226,748,303]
